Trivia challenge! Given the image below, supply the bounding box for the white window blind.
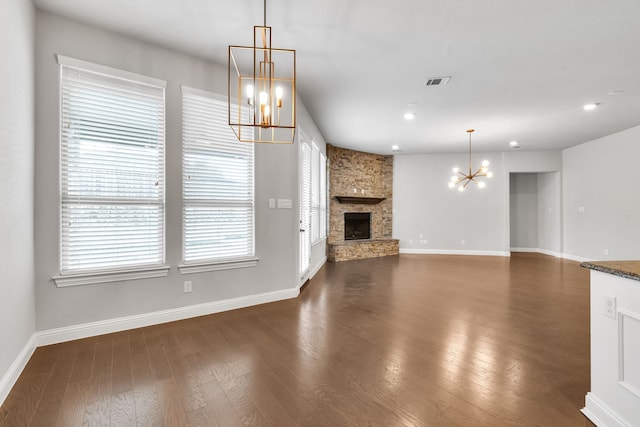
[311,143,321,243]
[59,57,166,274]
[182,87,254,263]
[319,152,327,239]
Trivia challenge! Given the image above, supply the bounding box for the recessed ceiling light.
[509,140,519,147]
[404,112,416,120]
[583,103,599,111]
[392,145,399,151]
[608,90,623,96]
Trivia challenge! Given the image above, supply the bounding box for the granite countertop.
[580,260,640,282]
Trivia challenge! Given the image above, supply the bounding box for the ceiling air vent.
[425,76,451,87]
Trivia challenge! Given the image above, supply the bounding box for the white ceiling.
[33,0,640,154]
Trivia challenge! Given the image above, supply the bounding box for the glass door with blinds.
[299,133,311,280]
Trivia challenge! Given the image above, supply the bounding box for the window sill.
[53,265,171,287]
[178,257,259,275]
[312,237,327,247]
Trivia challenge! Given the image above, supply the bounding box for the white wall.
[394,150,561,255]
[393,152,507,254]
[537,172,562,255]
[0,0,36,403]
[34,11,327,332]
[563,125,640,261]
[509,171,562,254]
[510,173,539,249]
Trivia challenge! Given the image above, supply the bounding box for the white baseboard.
[510,247,565,259]
[298,256,328,288]
[0,334,36,407]
[309,256,327,280]
[35,287,299,346]
[562,252,593,263]
[400,248,510,257]
[582,392,632,427]
[510,247,540,253]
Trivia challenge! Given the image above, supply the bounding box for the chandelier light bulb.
[482,160,490,167]
[453,167,459,173]
[259,91,268,105]
[275,86,283,99]
[487,171,494,178]
[451,176,458,182]
[478,181,486,189]
[458,186,465,192]
[264,104,270,118]
[480,167,488,174]
[448,182,455,188]
[246,84,254,97]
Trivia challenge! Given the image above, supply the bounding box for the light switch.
[268,198,275,208]
[277,198,293,209]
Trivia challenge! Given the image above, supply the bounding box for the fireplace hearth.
[345,212,371,240]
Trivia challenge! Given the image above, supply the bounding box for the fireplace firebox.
[344,212,371,240]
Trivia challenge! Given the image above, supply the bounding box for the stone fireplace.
[327,145,399,262]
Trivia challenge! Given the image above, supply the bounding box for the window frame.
[53,55,169,287]
[310,142,327,245]
[178,86,258,274]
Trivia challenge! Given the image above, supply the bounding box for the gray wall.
[0,0,36,389]
[510,173,539,249]
[563,125,640,260]
[34,11,325,331]
[393,152,507,253]
[509,172,562,253]
[537,172,562,254]
[394,150,561,254]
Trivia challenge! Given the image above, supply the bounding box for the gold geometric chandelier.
[228,0,296,144]
[448,129,493,191]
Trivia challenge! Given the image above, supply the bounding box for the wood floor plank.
[81,334,113,427]
[0,374,48,427]
[110,332,133,396]
[142,326,173,381]
[155,378,190,426]
[68,337,97,385]
[109,390,136,426]
[0,253,596,427]
[54,381,90,427]
[28,342,79,426]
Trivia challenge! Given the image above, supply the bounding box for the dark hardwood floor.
[0,253,596,426]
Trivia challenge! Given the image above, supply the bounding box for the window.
[181,87,255,271]
[319,152,327,240]
[310,143,327,243]
[304,141,327,246]
[311,143,320,242]
[57,56,167,283]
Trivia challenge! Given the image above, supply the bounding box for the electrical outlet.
[419,239,428,245]
[604,295,616,319]
[604,249,609,256]
[184,281,192,293]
